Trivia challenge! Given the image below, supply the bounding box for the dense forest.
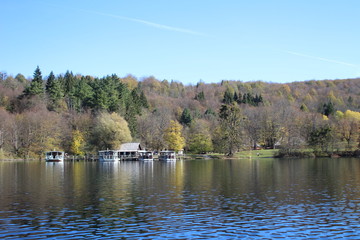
[1,67,360,159]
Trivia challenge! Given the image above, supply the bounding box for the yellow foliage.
[163,120,185,151]
[334,110,344,120]
[70,130,85,156]
[322,115,329,121]
[344,110,360,122]
[121,75,138,90]
[303,93,313,102]
[94,112,132,150]
[281,84,291,94]
[327,90,344,106]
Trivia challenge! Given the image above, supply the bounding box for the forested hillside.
[1,67,360,159]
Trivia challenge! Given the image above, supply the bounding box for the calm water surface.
[1,158,360,239]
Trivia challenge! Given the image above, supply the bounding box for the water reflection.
[0,158,360,238]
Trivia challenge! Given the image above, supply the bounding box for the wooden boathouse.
[119,142,143,160]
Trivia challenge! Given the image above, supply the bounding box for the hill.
[1,68,360,159]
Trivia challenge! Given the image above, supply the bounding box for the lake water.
[1,158,360,239]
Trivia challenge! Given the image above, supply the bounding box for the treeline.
[0,67,360,159]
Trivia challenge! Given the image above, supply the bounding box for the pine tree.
[23,66,44,96]
[322,101,335,116]
[222,89,234,104]
[180,108,192,126]
[33,66,42,84]
[73,76,93,111]
[218,103,243,156]
[236,92,243,104]
[233,92,239,103]
[45,71,56,92]
[195,91,205,101]
[46,71,64,111]
[63,70,76,93]
[139,91,149,108]
[300,103,309,112]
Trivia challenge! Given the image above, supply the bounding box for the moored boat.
[45,151,65,162]
[98,150,121,162]
[138,150,154,161]
[159,151,176,161]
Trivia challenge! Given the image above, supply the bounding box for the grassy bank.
[186,149,278,159]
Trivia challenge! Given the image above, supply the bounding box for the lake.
[1,158,360,239]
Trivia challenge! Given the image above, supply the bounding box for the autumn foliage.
[1,67,360,159]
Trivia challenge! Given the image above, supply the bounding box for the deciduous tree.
[163,120,185,151]
[91,112,132,150]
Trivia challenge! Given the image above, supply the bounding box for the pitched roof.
[119,142,142,151]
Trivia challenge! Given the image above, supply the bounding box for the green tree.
[46,71,64,111]
[308,125,333,153]
[15,73,27,84]
[163,120,185,151]
[180,108,192,126]
[188,133,213,153]
[322,101,335,116]
[233,92,238,102]
[139,90,149,108]
[63,71,76,93]
[218,103,243,156]
[24,66,44,96]
[300,103,309,112]
[91,112,132,150]
[195,91,205,101]
[73,76,93,112]
[222,88,234,104]
[45,71,55,92]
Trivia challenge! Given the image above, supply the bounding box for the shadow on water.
[0,158,360,238]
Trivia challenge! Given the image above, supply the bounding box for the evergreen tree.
[180,108,192,126]
[245,93,253,105]
[322,101,335,116]
[236,92,243,104]
[195,91,205,101]
[139,91,149,108]
[46,71,64,111]
[204,108,216,116]
[33,66,42,84]
[63,70,76,93]
[300,103,309,112]
[233,92,239,103]
[73,76,93,111]
[222,89,234,104]
[130,88,142,114]
[218,103,243,156]
[45,71,56,92]
[308,125,333,152]
[23,66,44,96]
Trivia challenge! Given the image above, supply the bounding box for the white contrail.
[285,50,358,68]
[81,9,207,37]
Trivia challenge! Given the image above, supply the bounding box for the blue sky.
[1,0,359,84]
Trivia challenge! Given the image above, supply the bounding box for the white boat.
[159,151,176,161]
[138,150,154,161]
[98,150,121,162]
[45,151,65,162]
